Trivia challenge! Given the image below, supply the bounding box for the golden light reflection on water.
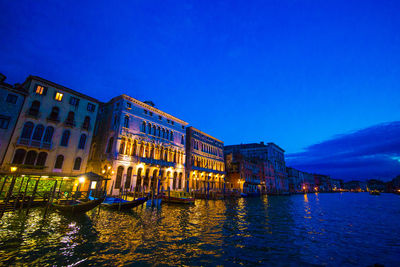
[1,194,399,266]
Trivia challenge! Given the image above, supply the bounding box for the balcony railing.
[81,123,91,131]
[47,116,60,123]
[139,157,176,167]
[17,137,52,150]
[26,110,40,119]
[64,120,76,127]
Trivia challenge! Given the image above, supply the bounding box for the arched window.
[32,124,44,141]
[157,126,161,137]
[126,139,131,155]
[73,157,82,170]
[66,111,75,124]
[152,125,156,135]
[139,143,144,157]
[119,138,126,154]
[115,166,124,189]
[60,130,70,146]
[141,121,146,133]
[83,116,90,130]
[106,137,114,153]
[166,130,169,140]
[162,128,165,138]
[43,126,54,143]
[78,134,87,149]
[136,168,143,192]
[170,131,173,141]
[28,101,40,116]
[24,150,37,165]
[48,107,59,121]
[181,135,184,144]
[124,115,129,128]
[12,149,26,164]
[132,140,137,156]
[54,155,64,169]
[147,123,152,134]
[178,173,183,189]
[173,172,177,190]
[21,122,34,139]
[125,167,133,189]
[150,146,154,159]
[36,152,47,166]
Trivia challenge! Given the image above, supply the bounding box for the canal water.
[1,193,399,266]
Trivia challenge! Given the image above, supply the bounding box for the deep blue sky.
[1,1,399,180]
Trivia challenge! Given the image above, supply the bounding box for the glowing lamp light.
[10,166,18,173]
[79,176,85,183]
[107,166,111,170]
[91,181,97,189]
[101,169,106,174]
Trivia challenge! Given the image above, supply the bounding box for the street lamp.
[10,166,18,173]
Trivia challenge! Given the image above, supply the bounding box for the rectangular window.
[69,97,80,107]
[87,103,95,112]
[167,119,170,123]
[158,115,162,120]
[144,109,148,114]
[171,121,174,125]
[35,84,47,95]
[54,92,63,101]
[6,94,18,104]
[0,115,10,129]
[149,111,153,116]
[127,102,132,108]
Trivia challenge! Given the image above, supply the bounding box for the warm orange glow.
[101,169,106,174]
[10,166,17,173]
[35,85,45,94]
[54,92,63,101]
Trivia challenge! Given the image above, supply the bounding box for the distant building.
[287,167,302,193]
[343,180,367,191]
[314,174,332,192]
[1,76,99,176]
[0,74,26,167]
[88,95,188,196]
[331,178,343,190]
[224,142,288,192]
[367,179,385,191]
[225,152,263,193]
[185,127,225,192]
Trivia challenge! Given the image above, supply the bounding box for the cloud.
[286,121,400,181]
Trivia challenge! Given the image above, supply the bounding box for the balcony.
[47,116,60,124]
[17,137,52,150]
[81,123,91,131]
[26,110,40,119]
[139,157,176,167]
[64,120,76,128]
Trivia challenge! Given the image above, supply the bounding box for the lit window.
[54,92,63,101]
[35,85,47,95]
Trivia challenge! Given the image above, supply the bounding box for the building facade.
[186,127,225,192]
[0,74,26,167]
[1,76,99,176]
[88,95,188,196]
[224,141,288,193]
[225,152,263,193]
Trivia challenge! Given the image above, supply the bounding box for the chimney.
[0,73,6,82]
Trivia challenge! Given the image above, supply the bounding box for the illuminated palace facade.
[185,127,225,192]
[1,76,99,176]
[88,95,188,196]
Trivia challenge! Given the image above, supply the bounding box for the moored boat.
[52,196,105,214]
[101,196,148,210]
[162,191,195,204]
[369,190,381,195]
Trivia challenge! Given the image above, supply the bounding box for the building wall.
[1,76,99,176]
[0,79,26,166]
[88,94,188,196]
[186,127,225,192]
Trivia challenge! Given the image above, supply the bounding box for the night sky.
[1,0,399,180]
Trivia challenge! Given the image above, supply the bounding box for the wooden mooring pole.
[13,176,25,211]
[0,175,16,218]
[0,176,8,198]
[19,177,31,212]
[26,177,40,216]
[43,180,57,218]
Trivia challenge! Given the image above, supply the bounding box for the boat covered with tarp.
[162,191,195,204]
[101,196,148,210]
[52,196,105,213]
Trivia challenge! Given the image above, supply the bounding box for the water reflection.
[0,193,399,266]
